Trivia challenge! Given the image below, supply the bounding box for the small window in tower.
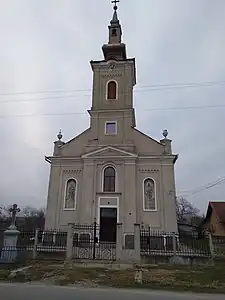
[112,28,117,36]
[107,80,117,100]
[105,121,117,135]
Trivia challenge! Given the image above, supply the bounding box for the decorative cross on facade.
[9,204,20,226]
[112,0,120,8]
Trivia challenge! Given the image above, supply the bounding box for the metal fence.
[0,229,4,249]
[0,228,68,265]
[178,232,210,256]
[0,223,116,265]
[213,235,225,258]
[72,222,116,261]
[140,229,211,257]
[18,230,36,249]
[1,225,225,266]
[34,229,68,261]
[140,230,175,255]
[38,230,67,247]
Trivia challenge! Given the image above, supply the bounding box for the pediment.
[82,146,137,159]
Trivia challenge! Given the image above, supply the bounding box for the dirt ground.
[1,261,225,294]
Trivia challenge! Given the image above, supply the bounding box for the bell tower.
[89,1,137,144]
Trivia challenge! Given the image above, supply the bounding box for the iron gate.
[72,222,116,260]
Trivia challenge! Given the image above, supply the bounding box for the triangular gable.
[210,201,225,223]
[82,146,138,159]
[204,201,225,224]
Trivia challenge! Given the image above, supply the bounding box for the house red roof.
[209,201,225,223]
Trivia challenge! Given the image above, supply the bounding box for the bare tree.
[21,206,45,230]
[0,205,11,219]
[0,205,11,229]
[176,197,200,222]
[23,206,45,218]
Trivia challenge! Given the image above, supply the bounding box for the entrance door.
[99,207,117,242]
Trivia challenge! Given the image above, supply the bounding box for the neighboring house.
[178,222,199,236]
[44,6,178,240]
[201,202,225,236]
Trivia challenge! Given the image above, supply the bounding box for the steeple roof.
[111,3,119,24]
[102,1,127,60]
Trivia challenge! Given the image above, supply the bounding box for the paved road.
[0,283,224,300]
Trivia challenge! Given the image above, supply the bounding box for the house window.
[107,80,117,100]
[64,179,77,210]
[143,178,156,211]
[105,121,117,135]
[103,166,116,192]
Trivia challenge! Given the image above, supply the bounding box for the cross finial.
[111,0,119,10]
[57,129,62,141]
[162,129,168,139]
[9,204,20,226]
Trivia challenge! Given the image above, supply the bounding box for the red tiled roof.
[209,201,225,223]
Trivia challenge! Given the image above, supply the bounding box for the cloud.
[0,0,225,214]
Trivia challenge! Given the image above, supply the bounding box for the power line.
[0,88,90,96]
[0,79,225,99]
[0,88,225,106]
[144,104,225,111]
[137,81,225,92]
[178,177,225,198]
[187,179,225,196]
[1,104,225,119]
[179,177,225,193]
[0,94,86,104]
[139,80,225,89]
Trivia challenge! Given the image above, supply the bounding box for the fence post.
[134,223,141,262]
[93,221,97,260]
[116,223,123,261]
[172,232,177,256]
[208,233,215,259]
[32,228,39,260]
[66,224,73,260]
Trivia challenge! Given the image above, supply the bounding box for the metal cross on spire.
[111,0,120,10]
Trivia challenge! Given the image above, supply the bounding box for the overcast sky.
[0,0,225,214]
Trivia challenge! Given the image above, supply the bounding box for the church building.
[45,4,178,240]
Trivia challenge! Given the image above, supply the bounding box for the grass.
[1,262,225,294]
[0,269,10,280]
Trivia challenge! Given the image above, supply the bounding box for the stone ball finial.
[57,129,62,141]
[162,129,168,139]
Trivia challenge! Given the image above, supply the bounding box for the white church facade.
[44,4,178,241]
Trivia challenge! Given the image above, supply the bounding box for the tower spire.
[109,0,121,41]
[102,0,127,60]
[111,0,120,23]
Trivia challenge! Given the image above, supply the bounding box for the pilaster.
[80,159,95,224]
[124,159,137,232]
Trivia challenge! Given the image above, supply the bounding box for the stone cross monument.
[9,204,21,228]
[0,204,20,263]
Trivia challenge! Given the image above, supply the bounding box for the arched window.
[103,166,116,192]
[143,178,156,211]
[107,81,117,100]
[112,29,117,36]
[64,179,77,210]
